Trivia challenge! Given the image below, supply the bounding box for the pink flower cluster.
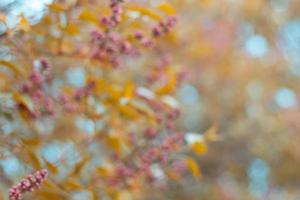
[172,160,188,177]
[90,1,178,68]
[74,81,96,101]
[152,16,178,37]
[9,169,48,200]
[132,31,155,49]
[101,0,124,28]
[19,58,55,118]
[140,96,181,130]
[90,28,158,67]
[90,30,136,67]
[146,55,186,86]
[59,81,96,112]
[104,132,185,189]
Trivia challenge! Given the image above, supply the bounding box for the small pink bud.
[100,17,109,25]
[29,71,44,86]
[120,41,132,53]
[144,128,158,139]
[142,38,154,48]
[134,31,144,40]
[152,26,162,37]
[20,81,32,93]
[91,30,104,41]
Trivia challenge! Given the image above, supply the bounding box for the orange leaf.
[65,23,79,35]
[106,135,122,155]
[156,69,177,95]
[185,157,201,178]
[123,81,134,100]
[13,92,34,112]
[70,156,90,177]
[28,151,42,169]
[0,60,22,75]
[44,159,59,174]
[19,16,30,31]
[92,190,100,200]
[35,189,68,200]
[49,3,66,12]
[191,141,207,155]
[43,180,61,190]
[119,105,139,119]
[79,10,99,24]
[107,85,122,101]
[96,166,112,177]
[21,138,41,147]
[62,179,82,191]
[157,3,176,15]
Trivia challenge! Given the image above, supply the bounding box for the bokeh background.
[1,0,300,199]
[171,0,300,199]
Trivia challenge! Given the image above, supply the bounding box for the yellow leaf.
[157,3,176,15]
[165,31,178,43]
[0,82,6,91]
[44,159,59,174]
[192,141,207,155]
[35,189,68,200]
[93,79,107,92]
[123,81,134,99]
[49,3,66,12]
[13,92,34,112]
[62,179,82,191]
[185,157,201,178]
[92,190,100,200]
[70,156,90,177]
[110,191,120,200]
[65,23,79,35]
[119,105,139,119]
[21,138,41,147]
[28,151,42,169]
[96,166,112,177]
[204,124,220,141]
[19,16,30,31]
[156,69,177,95]
[79,10,99,24]
[106,135,122,155]
[0,60,22,75]
[0,73,7,90]
[41,15,52,25]
[107,85,122,101]
[43,180,61,190]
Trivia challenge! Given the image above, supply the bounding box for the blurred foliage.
[1,0,300,200]
[0,0,212,199]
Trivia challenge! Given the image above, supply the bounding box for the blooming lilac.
[9,169,48,200]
